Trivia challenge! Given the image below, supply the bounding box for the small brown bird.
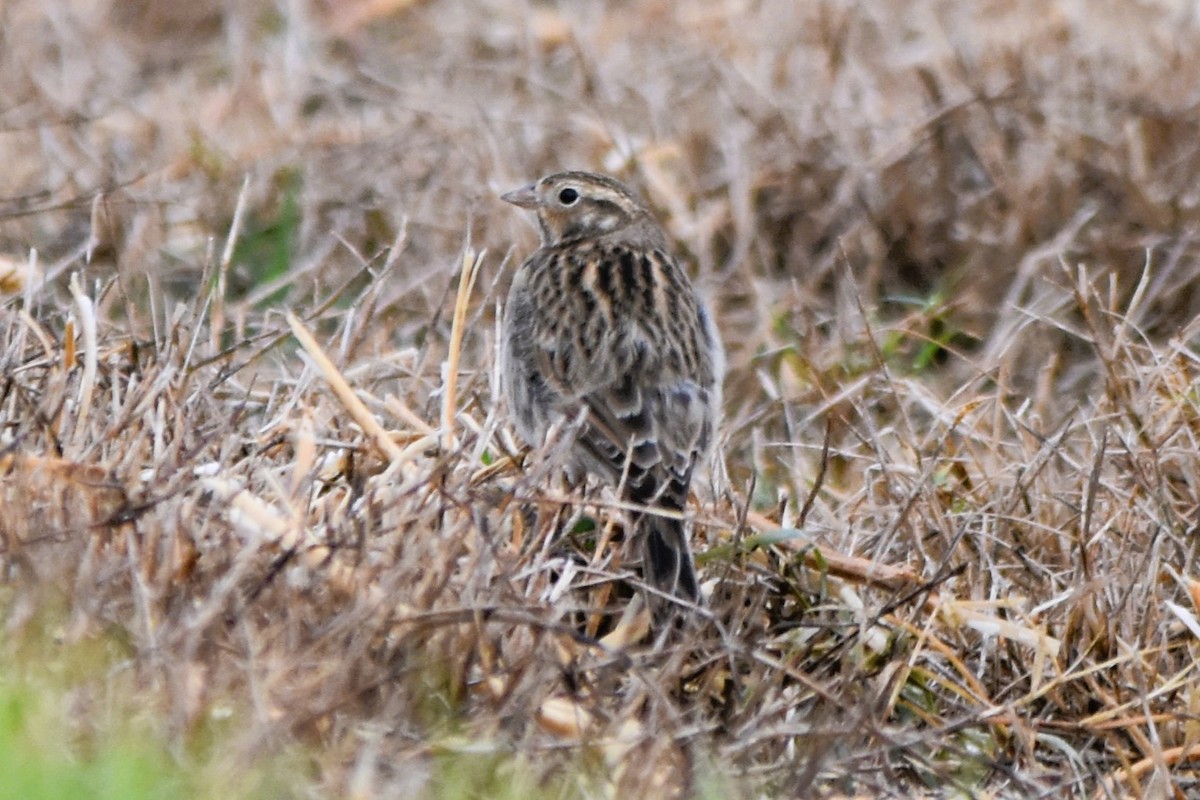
[499,171,724,608]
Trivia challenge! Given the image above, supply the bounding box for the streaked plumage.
[499,171,724,608]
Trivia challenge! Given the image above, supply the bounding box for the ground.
[2,1,1200,797]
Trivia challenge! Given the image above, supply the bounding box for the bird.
[499,170,724,610]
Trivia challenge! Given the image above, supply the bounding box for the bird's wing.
[518,247,713,500]
[577,369,712,510]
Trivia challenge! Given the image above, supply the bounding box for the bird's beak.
[500,184,539,209]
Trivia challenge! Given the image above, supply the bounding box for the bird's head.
[501,171,647,246]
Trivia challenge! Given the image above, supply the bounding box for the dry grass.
[4,0,1200,796]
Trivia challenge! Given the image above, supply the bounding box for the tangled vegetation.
[3,1,1200,796]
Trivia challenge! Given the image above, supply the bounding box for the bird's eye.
[558,188,579,205]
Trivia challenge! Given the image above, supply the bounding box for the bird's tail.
[636,511,700,605]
